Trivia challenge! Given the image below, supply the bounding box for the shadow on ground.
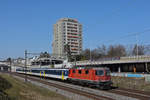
[0,76,12,100]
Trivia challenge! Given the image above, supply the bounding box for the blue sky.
[0,0,150,59]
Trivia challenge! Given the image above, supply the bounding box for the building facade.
[52,18,82,57]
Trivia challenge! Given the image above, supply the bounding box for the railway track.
[108,89,150,100]
[11,72,114,100]
[9,72,150,100]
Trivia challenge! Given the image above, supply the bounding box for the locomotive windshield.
[106,70,111,76]
[95,70,104,76]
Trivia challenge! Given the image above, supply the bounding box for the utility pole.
[25,50,27,82]
[90,48,92,61]
[9,58,12,75]
[10,59,11,72]
[136,34,138,58]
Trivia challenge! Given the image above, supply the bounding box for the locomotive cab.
[95,69,111,81]
[95,68,112,89]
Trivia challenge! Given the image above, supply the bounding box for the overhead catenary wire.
[99,28,150,45]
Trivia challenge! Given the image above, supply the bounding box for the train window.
[85,70,89,74]
[35,70,40,73]
[45,70,48,74]
[60,70,62,75]
[73,70,75,73]
[78,70,81,74]
[50,70,53,74]
[65,71,68,76]
[95,70,104,76]
[55,70,57,74]
[51,70,54,74]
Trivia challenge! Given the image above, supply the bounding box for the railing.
[120,55,150,60]
[73,55,150,65]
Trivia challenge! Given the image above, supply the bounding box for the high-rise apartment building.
[52,18,82,57]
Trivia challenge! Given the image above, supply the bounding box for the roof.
[31,68,69,70]
[71,67,109,70]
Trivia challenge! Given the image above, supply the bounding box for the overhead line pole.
[136,34,138,58]
[25,50,27,82]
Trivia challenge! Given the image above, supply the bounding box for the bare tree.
[91,49,100,60]
[64,44,72,61]
[6,57,11,62]
[107,45,115,57]
[115,45,126,57]
[107,45,126,58]
[64,44,71,56]
[144,45,150,55]
[132,45,145,56]
[81,49,90,60]
[125,45,133,56]
[97,45,107,58]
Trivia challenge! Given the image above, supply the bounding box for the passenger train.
[16,67,112,89]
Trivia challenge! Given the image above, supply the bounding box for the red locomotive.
[68,67,112,89]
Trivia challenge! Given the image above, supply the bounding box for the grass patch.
[0,73,70,100]
[0,75,12,100]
